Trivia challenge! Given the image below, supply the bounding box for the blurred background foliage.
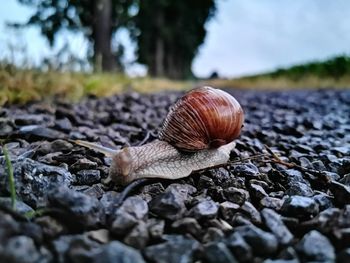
[0,0,349,106]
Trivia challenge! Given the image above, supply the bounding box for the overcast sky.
[1,0,350,78]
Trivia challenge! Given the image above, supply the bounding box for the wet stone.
[260,197,283,211]
[240,201,262,224]
[0,235,52,263]
[123,221,149,249]
[149,187,186,221]
[281,195,319,219]
[144,235,199,263]
[296,230,335,262]
[223,187,248,205]
[188,199,219,221]
[202,242,238,263]
[19,125,66,140]
[0,158,73,208]
[261,208,294,245]
[235,224,278,256]
[75,169,101,185]
[171,217,202,238]
[48,185,105,228]
[232,163,260,178]
[111,196,148,236]
[329,181,350,206]
[225,232,253,263]
[220,201,240,221]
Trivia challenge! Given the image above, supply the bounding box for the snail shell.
[159,86,244,152]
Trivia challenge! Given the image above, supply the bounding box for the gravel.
[0,88,349,262]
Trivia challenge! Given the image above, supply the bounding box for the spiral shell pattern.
[159,86,244,151]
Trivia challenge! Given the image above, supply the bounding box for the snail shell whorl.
[159,86,244,152]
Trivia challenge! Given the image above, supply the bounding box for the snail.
[75,86,244,185]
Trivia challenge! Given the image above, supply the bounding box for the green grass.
[3,145,16,210]
[0,65,194,106]
[1,56,350,106]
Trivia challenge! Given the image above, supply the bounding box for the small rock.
[147,218,165,239]
[235,224,278,256]
[124,221,149,249]
[202,227,225,243]
[48,185,105,228]
[202,242,238,263]
[329,181,350,205]
[338,248,350,263]
[149,188,186,221]
[240,201,262,224]
[261,208,294,245]
[111,196,148,236]
[220,201,240,221]
[249,183,268,200]
[0,197,34,214]
[260,197,283,211]
[296,230,335,262]
[91,241,146,263]
[0,235,51,263]
[75,170,101,185]
[171,217,202,239]
[223,187,248,205]
[70,158,98,171]
[232,164,260,178]
[188,199,219,220]
[225,232,253,263]
[281,195,319,219]
[144,235,199,263]
[312,194,333,211]
[19,125,65,140]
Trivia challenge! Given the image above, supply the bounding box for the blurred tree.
[11,0,134,72]
[131,0,217,79]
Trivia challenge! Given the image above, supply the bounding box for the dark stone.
[19,125,66,140]
[111,196,148,236]
[220,201,240,221]
[249,183,268,200]
[0,197,34,214]
[225,232,253,263]
[149,187,186,221]
[235,224,278,256]
[240,201,262,224]
[124,221,149,249]
[188,199,219,220]
[338,248,350,263]
[0,158,73,208]
[70,158,98,171]
[202,227,225,243]
[48,185,105,228]
[0,235,52,263]
[232,164,260,178]
[296,230,335,262]
[223,187,248,205]
[202,242,238,263]
[260,197,283,211]
[313,194,334,211]
[90,241,146,263]
[281,195,319,219]
[144,235,199,263]
[261,208,294,245]
[171,217,202,238]
[75,169,101,185]
[147,218,165,239]
[329,181,350,205]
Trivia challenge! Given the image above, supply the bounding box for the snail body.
[109,139,236,185]
[75,86,244,185]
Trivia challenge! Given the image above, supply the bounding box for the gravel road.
[0,88,349,263]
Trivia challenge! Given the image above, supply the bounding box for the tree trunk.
[93,0,115,72]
